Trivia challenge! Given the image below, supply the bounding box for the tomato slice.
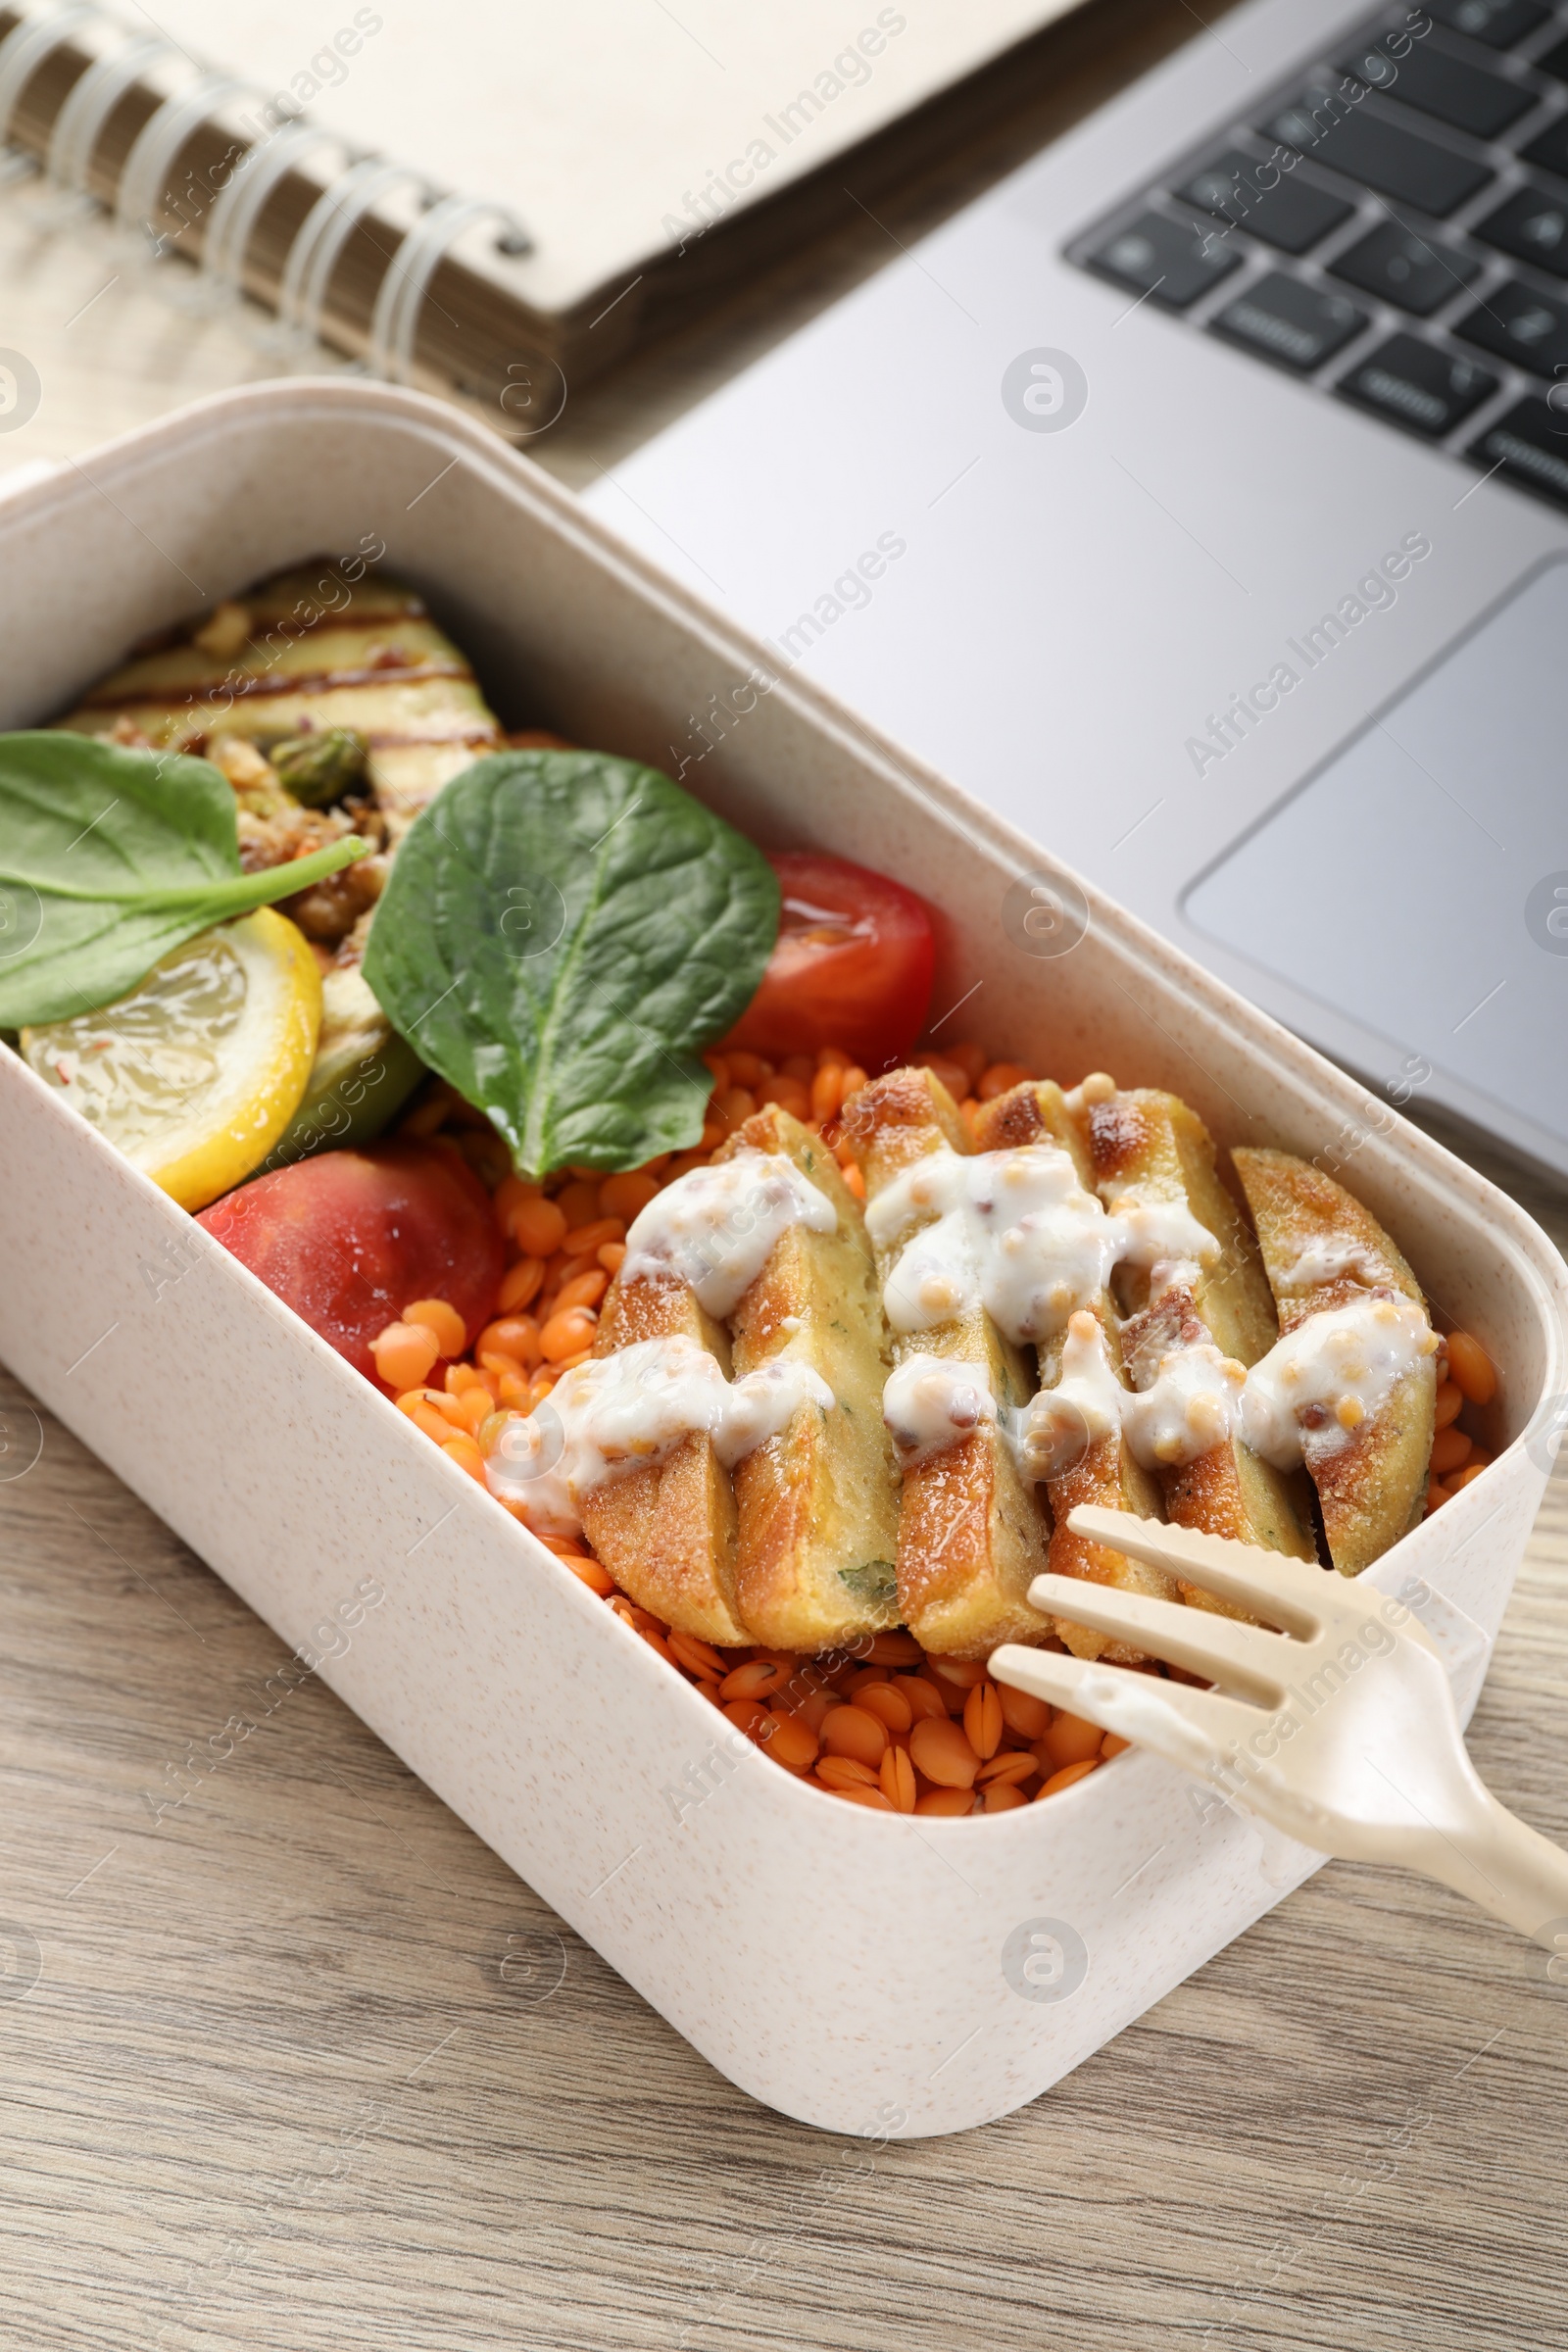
[719,852,935,1070]
[197,1140,504,1382]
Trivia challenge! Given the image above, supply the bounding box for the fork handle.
[1412,1789,1568,1954]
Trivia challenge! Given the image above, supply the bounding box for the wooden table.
[4,9,1568,2345]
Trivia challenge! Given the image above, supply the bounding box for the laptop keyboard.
[1067,2,1568,512]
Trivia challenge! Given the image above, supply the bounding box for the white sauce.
[1103,1191,1223,1303]
[858,1148,1433,1485]
[894,1299,1434,1483]
[482,1335,832,1537]
[1011,1311,1125,1479]
[1277,1237,1390,1293]
[1123,1343,1246,1469]
[867,1146,1157,1347]
[620,1150,836,1318]
[1238,1298,1436,1470]
[882,1354,997,1464]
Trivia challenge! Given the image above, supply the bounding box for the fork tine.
[1025,1573,1296,1697]
[1066,1507,1330,1631]
[988,1642,1268,1780]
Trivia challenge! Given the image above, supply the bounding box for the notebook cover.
[145,0,1091,315]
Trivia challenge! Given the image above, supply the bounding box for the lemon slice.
[21,908,321,1211]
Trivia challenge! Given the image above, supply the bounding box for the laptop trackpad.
[1184,560,1568,1142]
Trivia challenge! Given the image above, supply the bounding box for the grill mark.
[82,661,474,709]
[239,605,426,637]
[365,726,502,747]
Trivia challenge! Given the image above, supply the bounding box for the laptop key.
[1466,389,1568,504]
[1519,117,1568,183]
[1174,148,1354,254]
[1083,209,1242,307]
[1424,0,1549,47]
[1339,38,1534,139]
[1473,184,1568,277]
[1537,31,1568,83]
[1336,334,1499,436]
[1264,87,1495,216]
[1455,278,1568,373]
[1208,271,1369,371]
[1329,220,1481,315]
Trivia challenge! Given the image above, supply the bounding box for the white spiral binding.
[272,155,427,349]
[366,192,527,385]
[114,69,250,252]
[0,2,98,170]
[47,27,172,197]
[199,116,344,307]
[0,4,535,383]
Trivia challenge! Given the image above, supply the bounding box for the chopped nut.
[1336,1395,1366,1431]
[209,733,276,791]
[334,908,375,969]
[192,600,251,660]
[282,851,387,944]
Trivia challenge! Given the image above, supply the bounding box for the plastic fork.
[990,1506,1568,1952]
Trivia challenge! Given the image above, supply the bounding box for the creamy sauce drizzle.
[1277,1237,1391,1293]
[482,1335,832,1537]
[881,1354,998,1464]
[1013,1311,1126,1478]
[620,1150,837,1318]
[883,1300,1434,1478]
[1237,1298,1436,1469]
[1123,1342,1246,1468]
[865,1145,1218,1348]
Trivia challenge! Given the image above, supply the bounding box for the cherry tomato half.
[198,1140,504,1382]
[720,851,935,1071]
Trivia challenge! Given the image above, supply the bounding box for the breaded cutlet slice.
[973,1081,1170,1663]
[580,1272,749,1646]
[844,1066,1052,1662]
[1232,1149,1438,1576]
[1084,1089,1317,1600]
[715,1106,903,1651]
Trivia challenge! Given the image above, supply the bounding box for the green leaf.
[0,732,368,1025]
[363,749,779,1177]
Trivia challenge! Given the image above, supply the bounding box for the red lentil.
[1042,1712,1105,1771]
[908,1718,980,1789]
[820,1705,889,1769]
[1445,1330,1496,1406]
[389,1027,1487,1828]
[404,1297,466,1356]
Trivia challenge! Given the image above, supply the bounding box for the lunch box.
[2,379,1564,2137]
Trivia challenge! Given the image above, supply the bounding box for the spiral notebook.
[0,0,1090,403]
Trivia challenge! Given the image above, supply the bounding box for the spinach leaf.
[0,732,367,1025]
[364,749,779,1177]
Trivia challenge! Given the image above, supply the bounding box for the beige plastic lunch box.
[2,380,1565,2137]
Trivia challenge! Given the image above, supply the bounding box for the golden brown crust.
[972,1082,1171,1662]
[846,1068,1052,1660]
[1231,1148,1436,1576]
[1229,1147,1425,1330]
[583,1274,747,1642]
[717,1106,902,1650]
[1083,1091,1317,1603]
[580,1434,745,1646]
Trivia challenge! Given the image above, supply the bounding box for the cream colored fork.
[991,1506,1568,1952]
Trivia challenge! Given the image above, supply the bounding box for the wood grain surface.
[3,5,1568,2345]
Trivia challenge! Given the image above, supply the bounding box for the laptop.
[584,0,1568,1182]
